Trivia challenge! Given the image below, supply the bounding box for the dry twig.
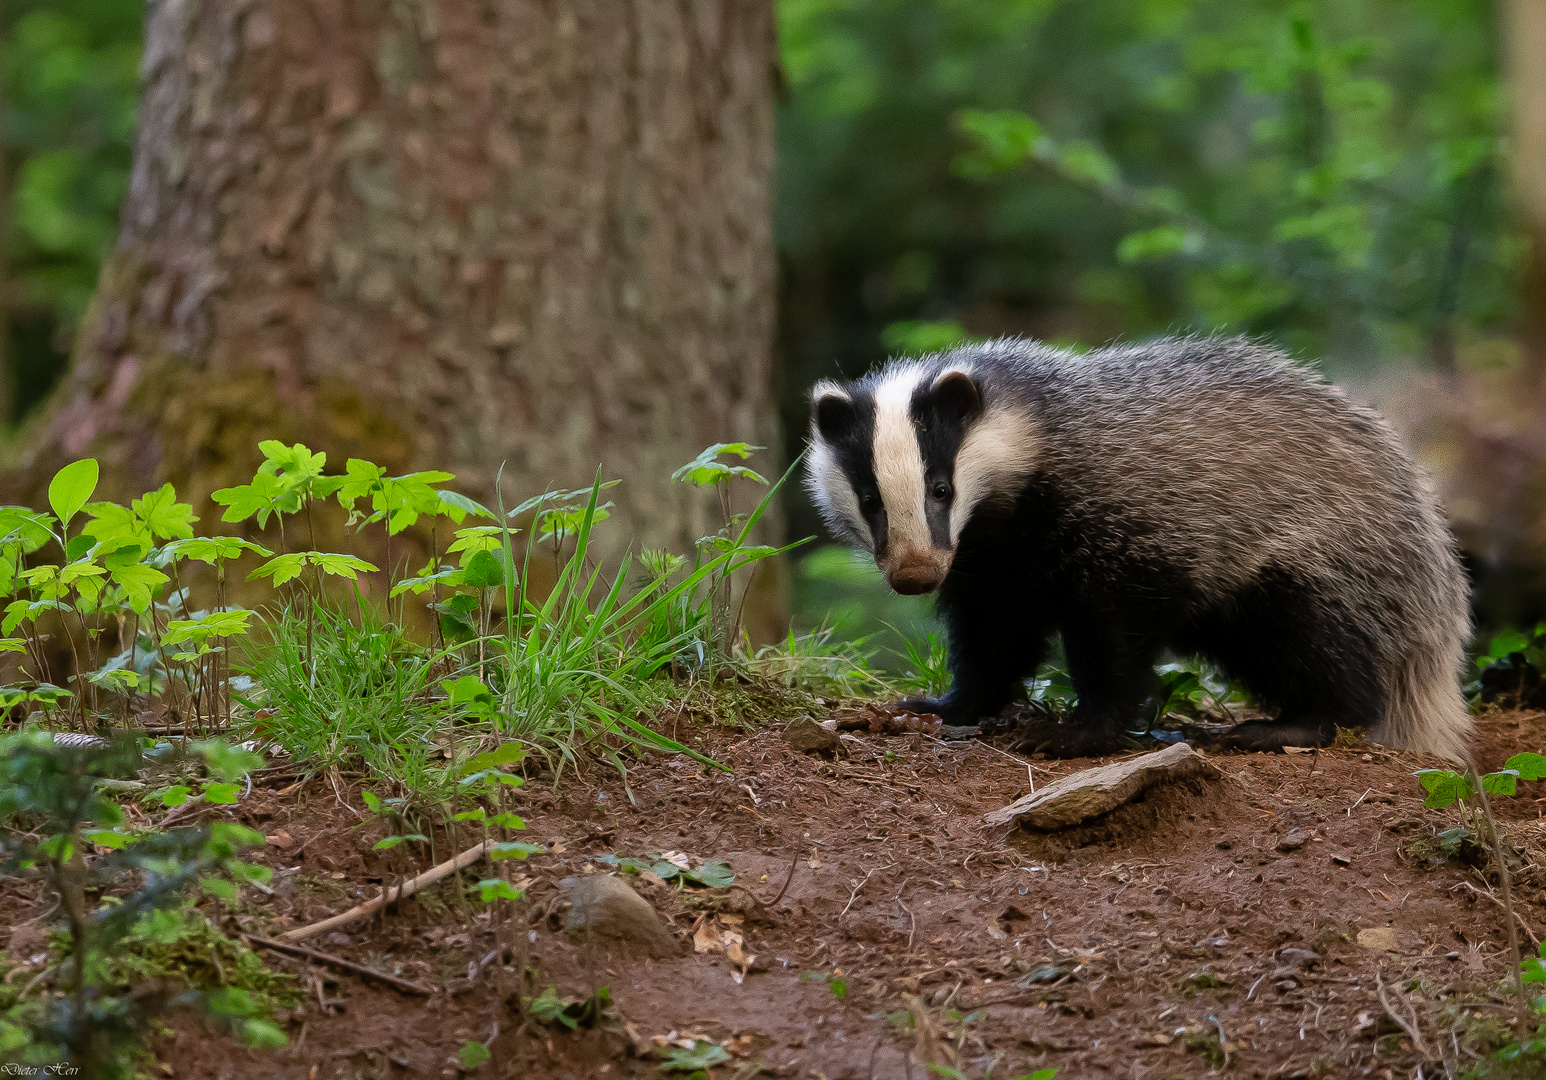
[278,838,492,942]
[244,934,432,996]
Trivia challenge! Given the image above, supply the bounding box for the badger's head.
[804,358,1040,595]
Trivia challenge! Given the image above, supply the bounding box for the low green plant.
[525,985,612,1030]
[595,851,734,889]
[0,730,280,1076]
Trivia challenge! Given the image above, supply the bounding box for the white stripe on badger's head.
[805,354,1042,596]
[949,398,1041,543]
[870,362,931,565]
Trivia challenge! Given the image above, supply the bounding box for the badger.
[805,335,1472,760]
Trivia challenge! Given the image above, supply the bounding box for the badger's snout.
[881,549,951,595]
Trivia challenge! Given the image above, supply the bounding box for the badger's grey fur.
[805,335,1472,760]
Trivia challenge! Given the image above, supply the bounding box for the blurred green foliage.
[776,0,1521,390]
[4,0,141,417]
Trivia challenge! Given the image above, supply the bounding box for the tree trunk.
[4,0,785,638]
[1507,0,1546,367]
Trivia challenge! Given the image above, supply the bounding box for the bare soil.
[8,707,1546,1080]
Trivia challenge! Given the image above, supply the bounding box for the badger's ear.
[813,385,859,443]
[929,368,984,424]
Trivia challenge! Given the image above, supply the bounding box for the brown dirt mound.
[6,708,1546,1079]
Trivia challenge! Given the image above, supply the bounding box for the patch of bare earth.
[7,708,1546,1079]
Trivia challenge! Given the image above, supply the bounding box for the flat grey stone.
[561,874,680,958]
[784,716,841,754]
[983,742,1215,830]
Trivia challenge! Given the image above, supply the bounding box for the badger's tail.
[1371,641,1472,763]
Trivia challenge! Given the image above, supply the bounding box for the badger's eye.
[931,480,952,502]
[859,491,881,514]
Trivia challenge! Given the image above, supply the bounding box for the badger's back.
[978,336,1472,759]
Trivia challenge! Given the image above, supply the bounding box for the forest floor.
[10,706,1546,1080]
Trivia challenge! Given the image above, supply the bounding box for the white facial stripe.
[949,403,1040,543]
[871,364,930,553]
[811,379,850,402]
[804,439,870,551]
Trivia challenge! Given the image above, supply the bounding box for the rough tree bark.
[3,0,785,636]
[1507,0,1546,367]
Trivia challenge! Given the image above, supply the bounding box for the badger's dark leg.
[1018,608,1162,758]
[895,586,1052,727]
[1194,569,1383,753]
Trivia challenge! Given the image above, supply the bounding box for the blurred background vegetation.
[3,0,1531,660]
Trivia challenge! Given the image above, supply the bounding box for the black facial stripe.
[911,386,972,549]
[822,393,890,554]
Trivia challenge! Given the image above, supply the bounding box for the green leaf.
[474,878,524,902]
[436,490,494,522]
[0,507,57,552]
[248,551,377,586]
[881,319,975,355]
[1487,629,1532,661]
[110,562,170,614]
[334,458,388,510]
[201,876,238,903]
[658,1040,732,1072]
[1506,753,1546,782]
[1483,770,1520,797]
[195,740,265,781]
[374,834,429,850]
[671,443,769,487]
[159,785,193,808]
[683,859,734,889]
[161,536,274,565]
[163,609,255,646]
[212,471,292,527]
[390,566,466,597]
[134,483,198,540]
[1415,768,1473,809]
[457,738,526,774]
[49,459,99,530]
[952,108,1045,177]
[457,1042,491,1071]
[0,638,27,654]
[488,841,544,861]
[82,827,129,850]
[311,552,378,579]
[453,808,487,823]
[1116,225,1203,264]
[248,552,306,586]
[448,525,510,557]
[257,441,327,489]
[461,549,509,588]
[445,676,496,709]
[203,782,242,805]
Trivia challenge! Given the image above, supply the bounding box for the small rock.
[326,932,351,946]
[1330,853,1352,866]
[1274,978,1299,993]
[984,743,1216,830]
[560,875,680,958]
[1355,927,1401,953]
[1275,829,1311,852]
[784,716,841,755]
[1134,1033,1173,1048]
[1277,948,1320,970]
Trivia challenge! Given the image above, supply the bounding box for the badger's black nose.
[887,566,944,595]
